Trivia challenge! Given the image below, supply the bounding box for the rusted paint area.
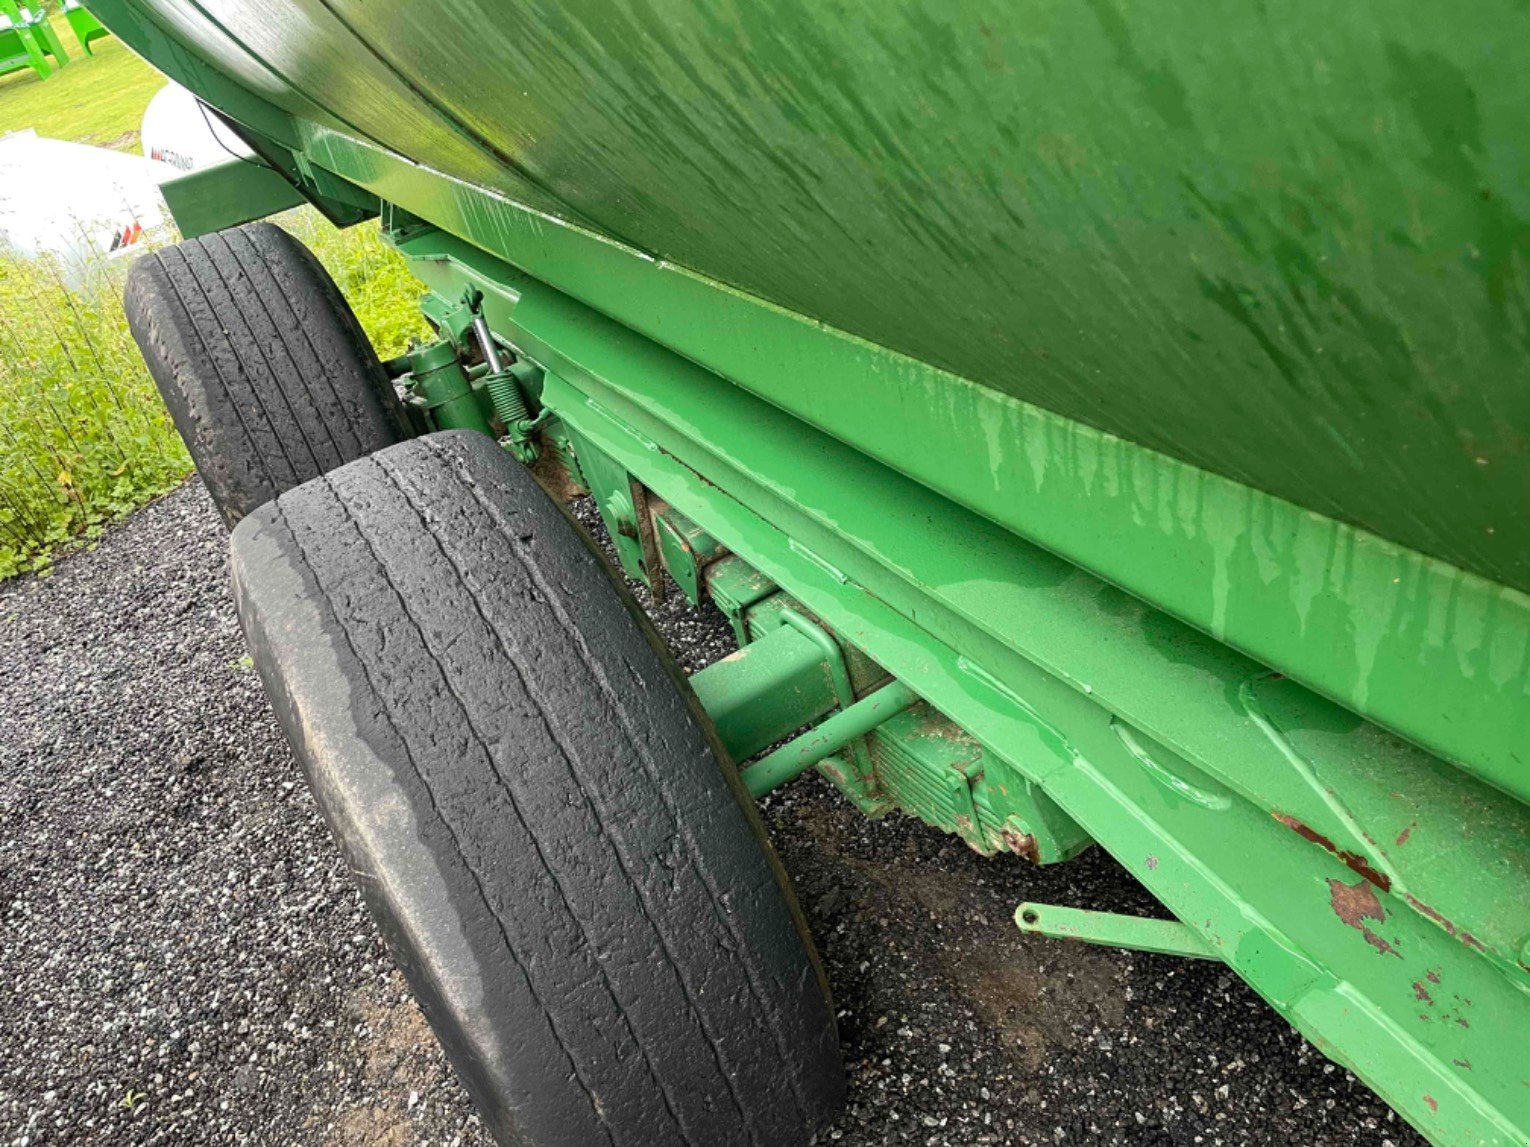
[818,759,851,788]
[1424,1095,1439,1114]
[1328,877,1401,958]
[1402,893,1488,954]
[1002,826,1040,865]
[1273,811,1392,891]
[1395,819,1418,847]
[1413,980,1435,1005]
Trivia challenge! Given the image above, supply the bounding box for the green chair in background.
[62,0,107,55]
[0,0,69,80]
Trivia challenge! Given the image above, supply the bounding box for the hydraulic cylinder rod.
[742,679,918,798]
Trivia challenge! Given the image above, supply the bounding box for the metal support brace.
[776,608,878,784]
[1014,902,1220,960]
[689,622,839,762]
[743,680,918,798]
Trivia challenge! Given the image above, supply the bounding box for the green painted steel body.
[158,159,305,240]
[83,1,1530,1142]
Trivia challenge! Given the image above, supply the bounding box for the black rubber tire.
[229,430,845,1147]
[124,221,407,527]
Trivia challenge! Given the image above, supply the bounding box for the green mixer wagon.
[90,0,1530,1142]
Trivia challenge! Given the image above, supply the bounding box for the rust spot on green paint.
[1328,878,1400,958]
[1402,893,1488,953]
[1275,812,1392,891]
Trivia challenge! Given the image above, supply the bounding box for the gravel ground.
[0,478,1424,1146]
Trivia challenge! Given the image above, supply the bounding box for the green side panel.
[94,0,1530,824]
[95,0,1530,599]
[158,159,305,239]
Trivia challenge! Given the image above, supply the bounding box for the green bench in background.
[0,0,69,80]
[62,0,107,54]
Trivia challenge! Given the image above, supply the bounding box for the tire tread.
[230,431,844,1146]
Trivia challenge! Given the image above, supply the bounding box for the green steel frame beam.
[388,231,1530,1147]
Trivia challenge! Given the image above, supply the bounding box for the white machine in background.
[140,80,254,172]
[0,130,178,273]
[0,81,260,276]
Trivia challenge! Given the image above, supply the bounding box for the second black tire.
[125,221,407,526]
[230,430,845,1146]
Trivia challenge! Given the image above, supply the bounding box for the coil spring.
[484,368,529,433]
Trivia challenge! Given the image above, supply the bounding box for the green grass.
[0,13,166,151]
[0,243,188,578]
[0,213,430,580]
[0,13,431,580]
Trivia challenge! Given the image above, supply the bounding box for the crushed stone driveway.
[1,479,1423,1146]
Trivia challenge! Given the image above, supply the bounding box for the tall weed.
[0,247,189,578]
[0,210,430,579]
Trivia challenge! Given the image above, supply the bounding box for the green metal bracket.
[774,608,882,794]
[157,159,306,240]
[536,416,588,494]
[418,290,481,352]
[1015,902,1220,961]
[653,503,726,607]
[705,557,779,647]
[565,429,657,591]
[689,622,838,762]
